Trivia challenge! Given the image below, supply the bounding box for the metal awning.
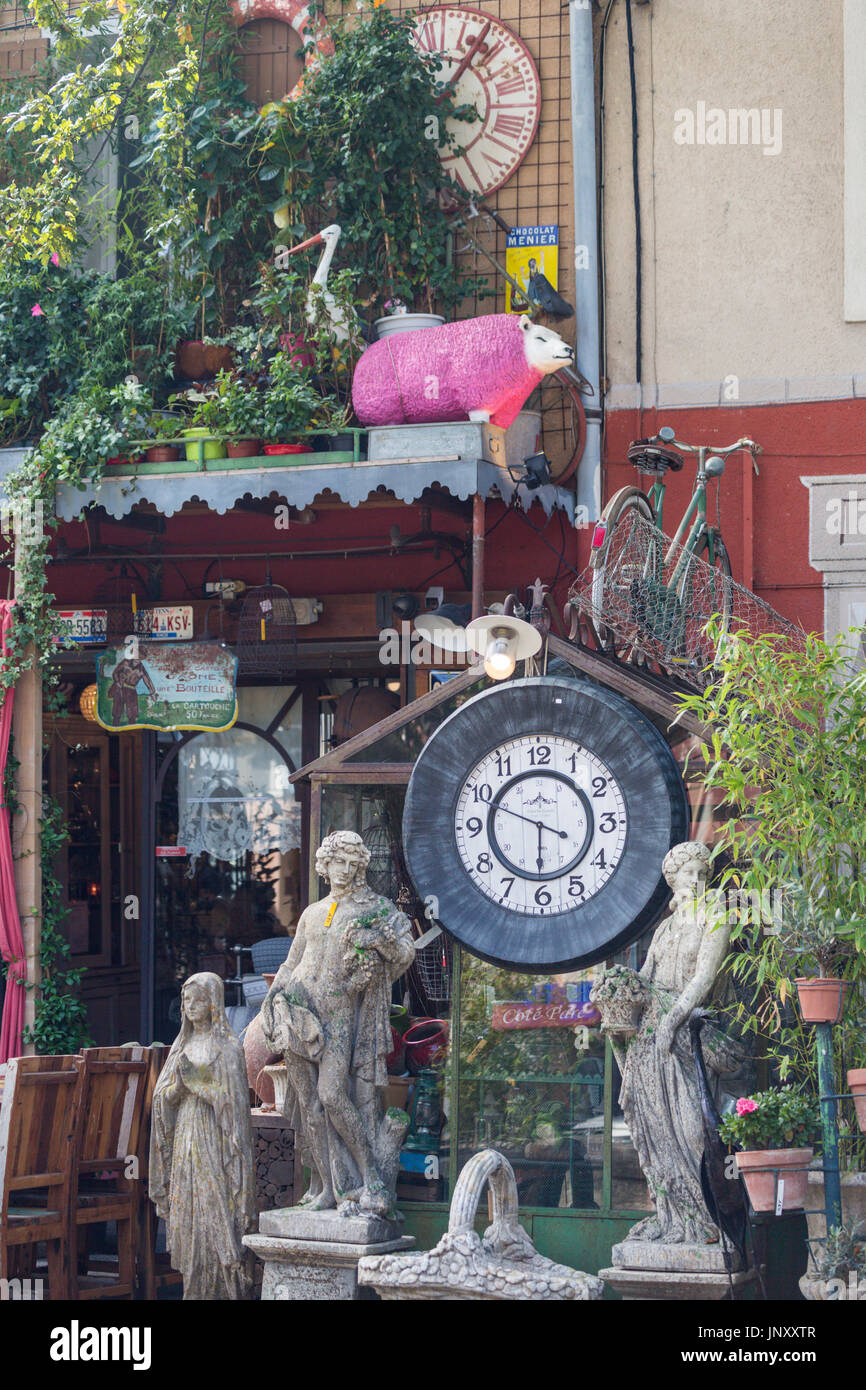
[1,413,575,522]
[53,455,573,521]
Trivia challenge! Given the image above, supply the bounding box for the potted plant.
[775,881,857,1025]
[717,1086,820,1213]
[259,351,325,456]
[848,1066,866,1132]
[374,296,445,339]
[171,387,228,463]
[677,631,866,1100]
[589,965,647,1038]
[144,412,184,463]
[208,369,264,457]
[800,1221,866,1300]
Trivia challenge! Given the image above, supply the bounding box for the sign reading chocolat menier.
[95,640,238,733]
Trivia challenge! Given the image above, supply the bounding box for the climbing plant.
[256,0,486,321]
[23,795,91,1054]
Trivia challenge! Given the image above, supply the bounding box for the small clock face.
[413,6,541,196]
[455,736,627,913]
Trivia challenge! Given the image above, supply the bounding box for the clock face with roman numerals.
[455,736,627,915]
[403,677,690,972]
[412,6,541,196]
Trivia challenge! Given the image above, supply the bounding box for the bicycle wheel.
[525,369,587,485]
[590,488,659,660]
[674,533,734,672]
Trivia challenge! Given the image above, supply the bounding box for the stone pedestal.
[600,1240,758,1301]
[243,1208,415,1301]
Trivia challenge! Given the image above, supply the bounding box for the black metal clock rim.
[402,676,690,971]
[483,769,594,883]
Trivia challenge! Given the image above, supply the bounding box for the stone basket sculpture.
[358,1149,604,1301]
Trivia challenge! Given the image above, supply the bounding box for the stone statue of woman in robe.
[591,841,745,1248]
[150,972,256,1299]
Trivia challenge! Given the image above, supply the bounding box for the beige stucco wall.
[600,0,866,402]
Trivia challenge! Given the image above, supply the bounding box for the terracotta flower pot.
[795,977,851,1024]
[203,343,234,376]
[174,339,207,380]
[736,1147,813,1212]
[242,1012,281,1106]
[144,445,181,463]
[226,439,263,458]
[848,1068,866,1133]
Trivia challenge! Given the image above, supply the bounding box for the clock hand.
[536,821,544,874]
[437,20,491,98]
[489,798,568,839]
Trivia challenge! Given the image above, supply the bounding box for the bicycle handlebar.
[654,429,762,458]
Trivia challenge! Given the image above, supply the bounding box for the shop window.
[153,686,304,1041]
[342,676,487,763]
[237,18,305,105]
[456,956,606,1210]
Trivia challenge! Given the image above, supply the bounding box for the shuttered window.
[237,18,305,105]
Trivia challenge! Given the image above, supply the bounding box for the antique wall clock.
[402,677,690,972]
[412,6,542,196]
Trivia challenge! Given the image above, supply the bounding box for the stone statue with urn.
[593,841,754,1299]
[245,830,417,1298]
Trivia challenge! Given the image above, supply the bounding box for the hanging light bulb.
[483,628,518,680]
[465,614,542,681]
[79,684,99,721]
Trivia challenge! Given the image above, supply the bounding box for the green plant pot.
[182,428,226,462]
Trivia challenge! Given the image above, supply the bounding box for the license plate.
[56,609,108,643]
[133,606,194,640]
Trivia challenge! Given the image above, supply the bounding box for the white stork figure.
[286,223,355,345]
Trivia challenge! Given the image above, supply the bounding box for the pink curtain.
[0,601,26,1062]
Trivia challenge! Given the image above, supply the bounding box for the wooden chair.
[136,1044,183,1299]
[0,1055,78,1300]
[69,1047,148,1299]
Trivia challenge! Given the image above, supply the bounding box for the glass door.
[151,685,304,1041]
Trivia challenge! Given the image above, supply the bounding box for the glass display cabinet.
[290,659,671,1272]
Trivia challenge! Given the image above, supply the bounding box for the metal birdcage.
[236,573,298,678]
[91,567,145,642]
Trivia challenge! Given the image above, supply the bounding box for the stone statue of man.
[592,840,745,1247]
[260,831,415,1219]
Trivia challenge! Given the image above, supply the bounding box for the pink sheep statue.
[351,313,574,431]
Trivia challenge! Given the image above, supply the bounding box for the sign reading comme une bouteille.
[94,640,238,733]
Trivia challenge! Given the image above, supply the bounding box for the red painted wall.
[603,398,866,635]
[40,395,865,637]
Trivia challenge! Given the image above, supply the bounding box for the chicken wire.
[568,508,806,690]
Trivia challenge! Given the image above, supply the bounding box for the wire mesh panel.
[569,508,807,690]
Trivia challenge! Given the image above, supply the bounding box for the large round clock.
[402,677,690,972]
[412,6,541,196]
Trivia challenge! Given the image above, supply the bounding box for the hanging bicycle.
[587,427,761,671]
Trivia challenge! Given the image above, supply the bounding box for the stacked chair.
[0,1056,79,1299]
[0,1043,184,1300]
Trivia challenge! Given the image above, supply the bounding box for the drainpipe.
[569,1,602,525]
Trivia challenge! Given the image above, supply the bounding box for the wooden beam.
[546,633,708,737]
[12,525,42,1054]
[471,493,485,619]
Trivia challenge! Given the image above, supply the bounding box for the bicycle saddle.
[627,438,684,474]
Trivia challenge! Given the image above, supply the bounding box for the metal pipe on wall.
[569,0,603,525]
